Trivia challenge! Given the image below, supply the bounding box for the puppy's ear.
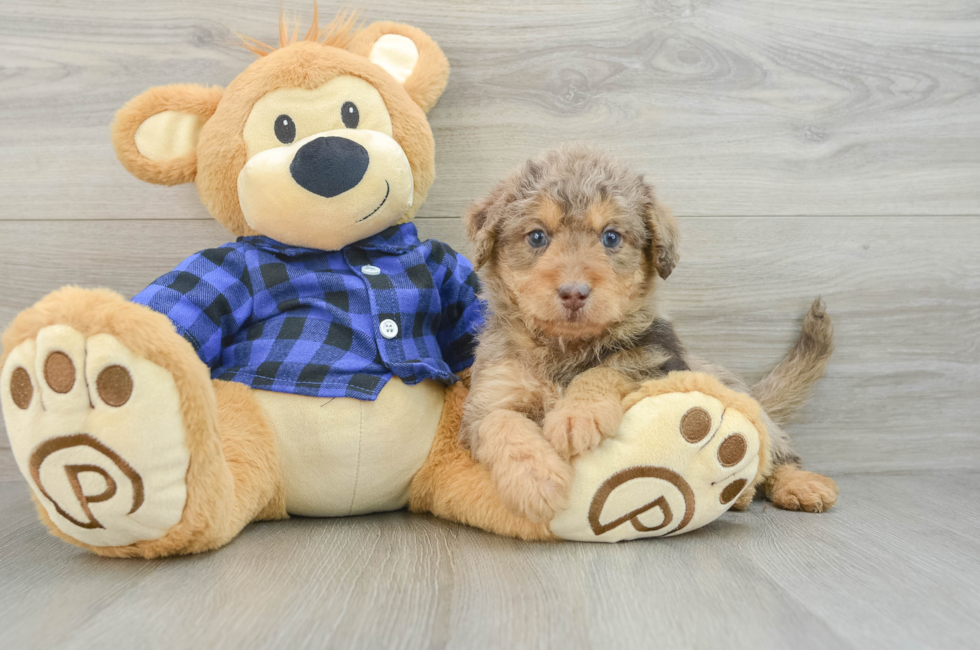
[642,182,680,280]
[112,84,223,185]
[466,160,543,270]
[348,22,450,113]
[464,192,499,271]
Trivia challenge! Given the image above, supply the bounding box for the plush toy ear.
[111,84,223,186]
[348,22,450,113]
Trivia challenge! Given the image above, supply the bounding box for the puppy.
[460,145,839,522]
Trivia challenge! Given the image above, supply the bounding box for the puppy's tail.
[750,299,834,426]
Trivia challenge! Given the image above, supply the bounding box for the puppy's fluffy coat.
[461,145,839,522]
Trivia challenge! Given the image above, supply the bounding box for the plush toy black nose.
[289,136,369,198]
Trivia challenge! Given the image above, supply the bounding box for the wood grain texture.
[1,0,979,220]
[0,473,978,650]
[2,216,977,473]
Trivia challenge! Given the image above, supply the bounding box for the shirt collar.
[351,223,420,254]
[237,223,420,257]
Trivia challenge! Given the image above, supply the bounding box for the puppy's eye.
[602,231,622,249]
[341,101,359,129]
[274,114,295,144]
[527,230,550,249]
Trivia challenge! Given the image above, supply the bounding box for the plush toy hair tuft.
[237,3,361,57]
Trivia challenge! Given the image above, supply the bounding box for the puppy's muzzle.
[290,136,370,199]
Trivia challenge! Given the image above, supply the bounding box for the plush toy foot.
[548,372,770,542]
[1,324,191,548]
[2,289,283,558]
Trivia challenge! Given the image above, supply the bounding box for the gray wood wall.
[1,0,978,478]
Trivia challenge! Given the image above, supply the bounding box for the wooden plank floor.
[1,473,978,650]
[1,1,979,648]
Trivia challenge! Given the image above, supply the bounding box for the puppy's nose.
[558,284,591,312]
[290,136,369,198]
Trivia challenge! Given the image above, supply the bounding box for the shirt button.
[379,319,399,339]
[361,265,381,276]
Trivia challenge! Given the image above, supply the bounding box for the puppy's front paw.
[492,450,574,523]
[768,468,839,513]
[542,398,623,460]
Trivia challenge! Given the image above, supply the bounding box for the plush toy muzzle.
[238,127,414,251]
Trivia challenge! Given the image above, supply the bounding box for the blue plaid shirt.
[133,224,484,400]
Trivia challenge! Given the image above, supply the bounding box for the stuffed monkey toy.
[0,10,769,557]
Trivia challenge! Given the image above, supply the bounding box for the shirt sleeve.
[131,245,255,370]
[435,245,486,374]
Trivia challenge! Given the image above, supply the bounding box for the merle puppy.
[459,145,838,522]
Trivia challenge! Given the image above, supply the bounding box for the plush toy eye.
[274,114,295,144]
[602,231,622,249]
[527,230,550,249]
[341,101,359,129]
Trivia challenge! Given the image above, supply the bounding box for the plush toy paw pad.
[1,326,190,547]
[680,406,711,442]
[9,366,32,409]
[95,365,134,406]
[548,385,762,542]
[44,351,76,394]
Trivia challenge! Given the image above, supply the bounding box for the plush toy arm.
[433,244,485,374]
[132,245,254,369]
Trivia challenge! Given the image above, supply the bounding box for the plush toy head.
[112,8,449,251]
